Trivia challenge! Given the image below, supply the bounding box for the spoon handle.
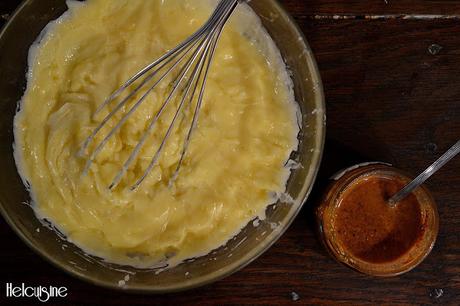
[389,140,460,205]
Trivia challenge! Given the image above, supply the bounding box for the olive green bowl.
[0,0,325,292]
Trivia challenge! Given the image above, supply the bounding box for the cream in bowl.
[14,0,301,268]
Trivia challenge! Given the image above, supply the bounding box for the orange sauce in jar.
[316,163,439,276]
[334,176,424,263]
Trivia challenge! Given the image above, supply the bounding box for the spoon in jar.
[388,140,460,206]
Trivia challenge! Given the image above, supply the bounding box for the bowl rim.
[0,0,326,293]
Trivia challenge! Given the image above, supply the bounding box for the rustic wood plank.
[0,2,18,20]
[280,0,460,16]
[0,1,459,305]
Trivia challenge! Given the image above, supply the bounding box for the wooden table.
[1,1,459,305]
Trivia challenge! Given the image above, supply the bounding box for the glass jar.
[316,163,439,277]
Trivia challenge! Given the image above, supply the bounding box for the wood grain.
[280,0,460,16]
[0,1,459,305]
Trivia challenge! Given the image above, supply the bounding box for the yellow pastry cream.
[14,0,300,268]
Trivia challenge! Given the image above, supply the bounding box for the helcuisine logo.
[5,283,68,303]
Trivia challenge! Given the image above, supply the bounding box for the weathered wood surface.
[1,0,459,305]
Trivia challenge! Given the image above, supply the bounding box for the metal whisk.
[79,0,241,190]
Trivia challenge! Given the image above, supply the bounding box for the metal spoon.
[388,140,460,206]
